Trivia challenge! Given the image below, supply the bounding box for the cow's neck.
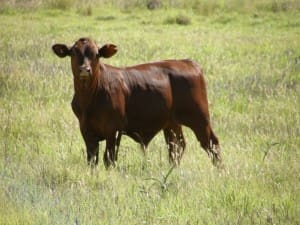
[73,71,100,111]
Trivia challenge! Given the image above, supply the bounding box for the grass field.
[0,1,299,224]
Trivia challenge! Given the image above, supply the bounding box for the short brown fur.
[52,38,221,168]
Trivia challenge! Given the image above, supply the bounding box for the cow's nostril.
[80,67,91,74]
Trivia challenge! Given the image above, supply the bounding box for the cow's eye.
[70,49,75,56]
[72,48,80,56]
[72,49,84,63]
[85,49,95,59]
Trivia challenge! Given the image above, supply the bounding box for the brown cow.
[52,37,221,168]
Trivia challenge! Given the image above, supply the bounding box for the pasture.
[0,1,299,224]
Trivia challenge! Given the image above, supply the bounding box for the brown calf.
[52,37,221,168]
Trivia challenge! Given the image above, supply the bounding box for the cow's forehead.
[73,38,98,50]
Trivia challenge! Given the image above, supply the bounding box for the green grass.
[0,1,299,224]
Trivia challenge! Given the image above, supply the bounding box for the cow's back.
[120,62,173,138]
[165,60,210,125]
[129,59,208,120]
[118,59,208,139]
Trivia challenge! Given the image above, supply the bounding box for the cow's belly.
[124,87,172,144]
[126,87,172,126]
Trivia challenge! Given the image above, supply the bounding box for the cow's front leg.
[103,135,117,169]
[85,139,99,166]
[80,121,100,166]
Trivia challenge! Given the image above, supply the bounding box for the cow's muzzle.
[79,66,91,78]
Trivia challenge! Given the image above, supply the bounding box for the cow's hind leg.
[164,124,186,166]
[192,123,222,167]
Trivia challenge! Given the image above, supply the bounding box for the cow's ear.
[98,44,117,58]
[52,44,71,58]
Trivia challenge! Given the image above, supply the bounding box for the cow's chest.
[78,102,121,138]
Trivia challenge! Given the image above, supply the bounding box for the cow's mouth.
[79,71,91,79]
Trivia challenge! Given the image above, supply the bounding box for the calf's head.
[52,38,117,79]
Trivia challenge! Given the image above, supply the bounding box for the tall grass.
[0,3,299,225]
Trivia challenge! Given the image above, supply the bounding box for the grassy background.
[0,0,299,224]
